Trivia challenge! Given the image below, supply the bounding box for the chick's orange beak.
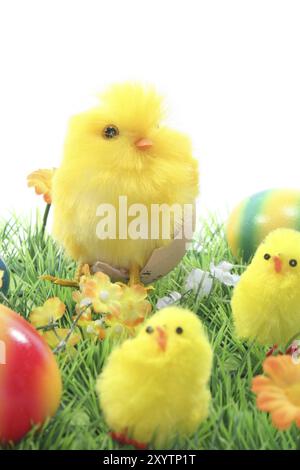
[156,326,167,351]
[135,138,153,150]
[273,256,282,273]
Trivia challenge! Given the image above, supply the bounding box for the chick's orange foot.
[40,263,84,288]
[129,262,142,287]
[40,275,79,288]
[110,431,148,450]
[127,263,155,294]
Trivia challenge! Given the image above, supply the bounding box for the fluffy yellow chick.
[51,83,198,286]
[232,228,300,345]
[96,306,213,449]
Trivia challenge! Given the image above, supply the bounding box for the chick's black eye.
[146,326,154,334]
[176,327,183,335]
[264,253,271,260]
[290,259,298,267]
[102,125,119,139]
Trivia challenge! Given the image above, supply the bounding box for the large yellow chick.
[51,83,198,286]
[232,228,300,345]
[96,306,213,449]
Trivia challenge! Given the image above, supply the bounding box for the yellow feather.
[96,307,213,449]
[231,228,300,345]
[52,82,198,269]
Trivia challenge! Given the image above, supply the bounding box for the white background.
[1,0,300,222]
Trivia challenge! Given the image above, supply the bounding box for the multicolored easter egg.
[0,258,9,296]
[0,305,62,443]
[226,189,300,261]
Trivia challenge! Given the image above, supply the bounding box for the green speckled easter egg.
[226,189,300,262]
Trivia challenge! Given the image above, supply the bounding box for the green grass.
[0,213,299,451]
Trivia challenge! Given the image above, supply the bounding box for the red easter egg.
[0,304,62,443]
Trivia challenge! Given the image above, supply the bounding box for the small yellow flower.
[73,270,152,340]
[80,272,123,315]
[30,297,66,327]
[72,305,106,341]
[73,308,93,325]
[105,321,138,341]
[108,284,152,327]
[0,270,3,289]
[252,355,300,430]
[43,328,81,350]
[72,291,93,317]
[27,168,56,204]
[85,319,106,341]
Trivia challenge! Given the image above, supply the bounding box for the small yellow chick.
[96,306,213,449]
[51,83,198,286]
[232,228,300,346]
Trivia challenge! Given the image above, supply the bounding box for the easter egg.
[0,258,10,296]
[0,304,62,443]
[226,189,300,262]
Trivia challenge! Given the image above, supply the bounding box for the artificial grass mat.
[0,214,299,450]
